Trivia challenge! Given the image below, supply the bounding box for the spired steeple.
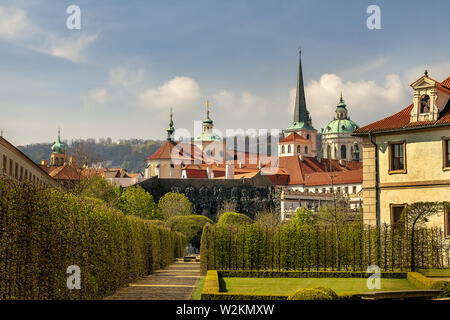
[167,108,175,141]
[286,48,315,132]
[335,90,349,120]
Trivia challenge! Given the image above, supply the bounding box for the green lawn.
[191,276,205,300]
[221,277,418,295]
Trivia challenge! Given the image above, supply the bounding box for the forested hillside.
[19,138,164,173]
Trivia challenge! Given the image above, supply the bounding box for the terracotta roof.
[303,169,362,187]
[442,76,450,89]
[355,75,450,134]
[278,156,362,186]
[279,132,310,143]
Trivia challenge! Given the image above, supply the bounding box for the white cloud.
[139,76,201,109]
[42,34,98,62]
[108,67,144,90]
[291,73,409,130]
[82,87,108,110]
[0,7,31,40]
[403,62,450,85]
[0,6,97,63]
[213,89,269,116]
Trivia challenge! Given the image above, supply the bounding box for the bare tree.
[254,210,281,228]
[216,200,237,221]
[403,202,443,271]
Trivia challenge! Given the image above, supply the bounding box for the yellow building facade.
[355,73,450,237]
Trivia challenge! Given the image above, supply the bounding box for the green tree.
[254,211,280,228]
[291,207,315,226]
[217,212,252,226]
[73,176,121,207]
[118,185,161,220]
[165,215,213,248]
[403,201,443,271]
[158,192,192,219]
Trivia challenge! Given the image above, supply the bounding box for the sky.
[1,0,450,145]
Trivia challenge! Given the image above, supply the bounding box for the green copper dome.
[323,92,359,134]
[323,118,359,134]
[51,129,66,154]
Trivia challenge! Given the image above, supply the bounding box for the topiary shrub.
[313,286,338,300]
[287,288,334,300]
[217,212,252,226]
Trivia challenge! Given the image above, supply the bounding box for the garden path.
[104,258,200,300]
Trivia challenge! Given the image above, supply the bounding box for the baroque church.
[142,49,364,220]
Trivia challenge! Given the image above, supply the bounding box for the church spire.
[167,108,175,141]
[294,48,311,126]
[286,47,315,132]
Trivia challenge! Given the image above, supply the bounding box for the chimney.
[225,163,234,179]
[257,159,261,169]
[206,166,214,179]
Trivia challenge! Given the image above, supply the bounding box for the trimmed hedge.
[407,272,448,290]
[200,223,448,273]
[287,288,334,300]
[218,270,407,279]
[313,286,338,300]
[0,178,186,300]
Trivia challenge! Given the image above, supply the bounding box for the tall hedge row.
[200,223,449,274]
[0,178,186,300]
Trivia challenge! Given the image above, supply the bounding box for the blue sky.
[1,0,450,145]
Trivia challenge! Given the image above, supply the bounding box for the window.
[390,204,406,231]
[297,145,301,154]
[25,169,28,181]
[443,138,450,170]
[20,167,23,181]
[9,159,13,176]
[2,155,6,174]
[322,188,326,193]
[305,146,308,154]
[389,142,406,173]
[281,146,285,154]
[420,94,430,113]
[341,145,346,159]
[14,163,18,179]
[307,134,310,140]
[288,145,291,153]
[353,186,357,194]
[327,145,331,159]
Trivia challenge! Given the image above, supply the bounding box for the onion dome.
[51,128,66,154]
[323,92,359,134]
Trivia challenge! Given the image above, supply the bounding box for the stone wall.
[137,174,281,220]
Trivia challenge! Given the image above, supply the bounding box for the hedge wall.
[0,178,186,300]
[200,222,449,274]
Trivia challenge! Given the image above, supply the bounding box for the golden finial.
[206,100,210,118]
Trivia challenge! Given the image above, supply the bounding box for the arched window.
[288,145,291,153]
[305,146,308,154]
[420,94,430,113]
[281,146,285,154]
[327,145,331,159]
[297,145,301,154]
[307,134,310,140]
[341,145,347,159]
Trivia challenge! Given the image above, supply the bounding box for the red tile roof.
[303,169,362,187]
[442,77,450,89]
[279,132,310,143]
[278,156,362,186]
[355,75,450,134]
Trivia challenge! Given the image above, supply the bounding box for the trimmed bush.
[0,178,186,300]
[217,212,252,226]
[218,270,407,279]
[201,270,220,296]
[313,286,338,300]
[407,272,447,290]
[166,215,213,248]
[200,223,448,272]
[287,288,334,300]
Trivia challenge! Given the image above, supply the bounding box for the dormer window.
[420,94,430,113]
